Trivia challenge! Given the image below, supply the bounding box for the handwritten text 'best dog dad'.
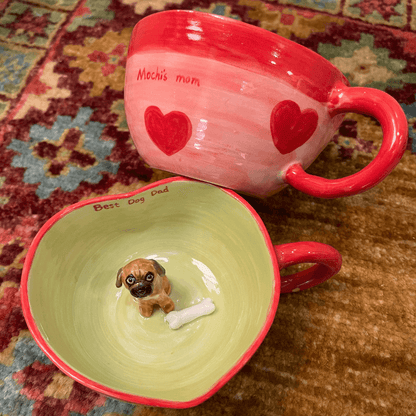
[92,186,169,212]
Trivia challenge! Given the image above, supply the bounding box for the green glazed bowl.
[21,177,341,408]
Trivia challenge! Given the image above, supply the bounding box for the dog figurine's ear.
[151,260,166,276]
[116,268,123,288]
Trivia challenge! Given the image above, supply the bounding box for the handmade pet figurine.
[116,258,175,317]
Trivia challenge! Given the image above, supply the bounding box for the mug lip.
[20,176,281,409]
[127,10,349,103]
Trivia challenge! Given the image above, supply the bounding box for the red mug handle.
[275,242,342,293]
[284,86,408,198]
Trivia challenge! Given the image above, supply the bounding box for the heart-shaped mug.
[21,177,341,408]
[124,10,408,198]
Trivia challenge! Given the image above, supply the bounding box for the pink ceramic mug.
[124,10,408,198]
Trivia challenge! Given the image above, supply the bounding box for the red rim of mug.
[127,9,349,103]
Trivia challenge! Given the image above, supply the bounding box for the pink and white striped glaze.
[125,10,407,198]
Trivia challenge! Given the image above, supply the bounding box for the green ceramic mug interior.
[22,178,279,408]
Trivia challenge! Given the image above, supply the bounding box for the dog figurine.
[116,258,175,317]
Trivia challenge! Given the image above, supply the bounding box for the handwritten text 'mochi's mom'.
[93,186,169,211]
[137,67,200,86]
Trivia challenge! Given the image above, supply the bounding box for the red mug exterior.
[124,10,408,198]
[21,177,341,408]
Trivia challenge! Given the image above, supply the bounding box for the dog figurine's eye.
[126,275,136,285]
[145,272,154,282]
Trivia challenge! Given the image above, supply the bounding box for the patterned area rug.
[1,0,416,415]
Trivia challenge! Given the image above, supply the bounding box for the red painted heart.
[270,100,318,155]
[144,106,192,156]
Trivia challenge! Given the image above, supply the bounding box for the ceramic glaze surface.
[26,181,276,404]
[127,9,348,102]
[125,52,341,197]
[125,10,407,198]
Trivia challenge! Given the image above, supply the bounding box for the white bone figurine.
[165,298,215,329]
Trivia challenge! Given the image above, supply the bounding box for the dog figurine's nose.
[131,282,152,298]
